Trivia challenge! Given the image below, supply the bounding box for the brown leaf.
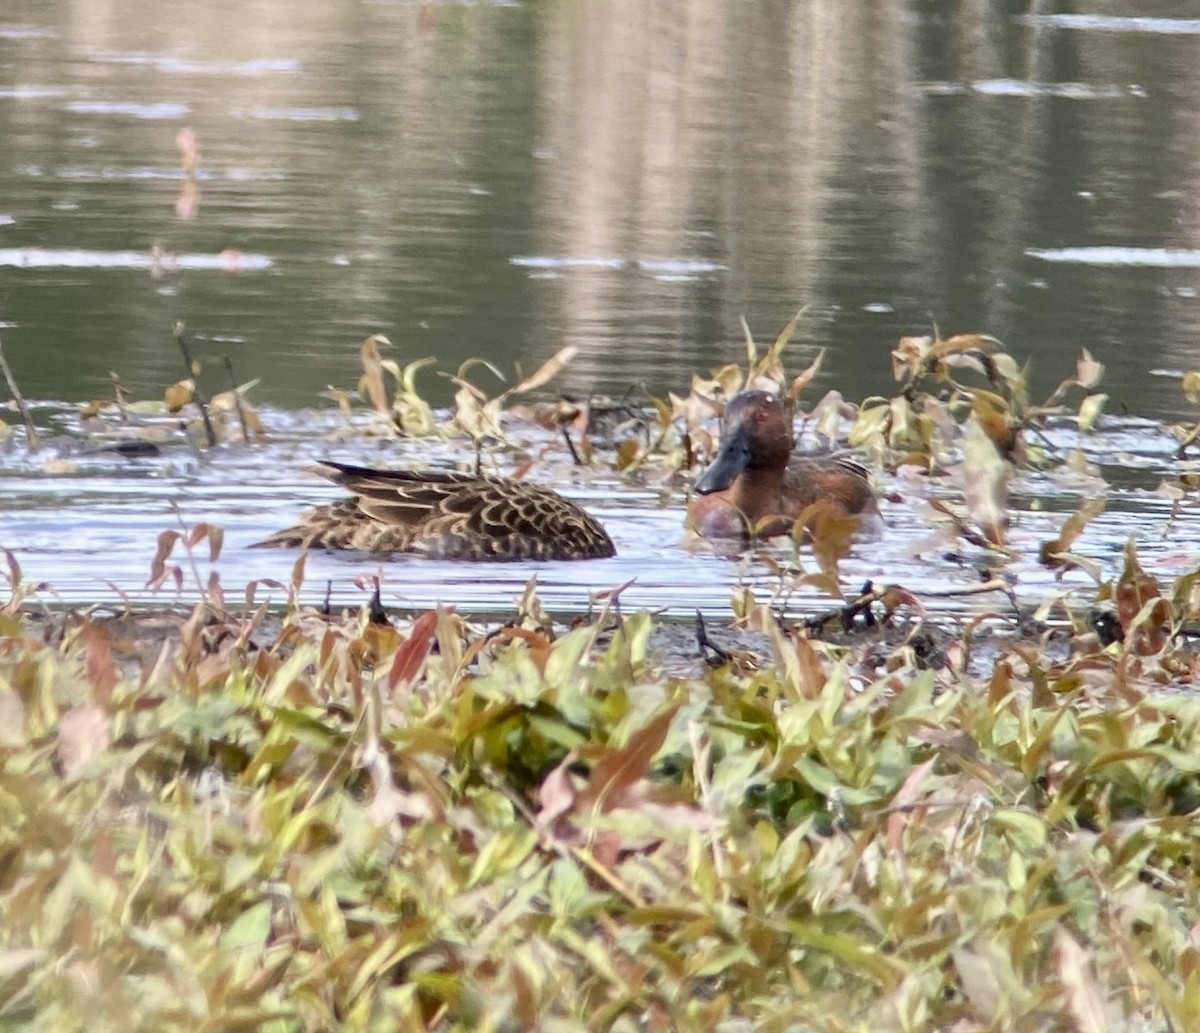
[358,333,393,415]
[787,347,825,401]
[1075,348,1105,390]
[206,571,225,610]
[891,334,931,382]
[164,379,195,412]
[578,704,679,814]
[509,345,577,395]
[886,757,936,852]
[970,389,1015,453]
[799,501,859,579]
[536,751,580,836]
[615,438,642,470]
[147,530,180,585]
[1115,539,1161,631]
[387,610,439,693]
[1116,539,1170,654]
[791,634,827,699]
[929,333,1001,360]
[1040,499,1105,569]
[492,625,553,674]
[81,622,118,704]
[961,417,1010,545]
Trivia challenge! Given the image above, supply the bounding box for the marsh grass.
[4,320,1200,1030]
[2,560,1200,1031]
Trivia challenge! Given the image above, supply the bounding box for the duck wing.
[257,462,615,561]
[783,456,877,517]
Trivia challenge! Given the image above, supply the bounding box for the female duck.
[256,461,615,561]
[689,391,881,540]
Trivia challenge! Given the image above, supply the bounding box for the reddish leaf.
[1040,499,1105,569]
[886,757,936,852]
[147,530,180,586]
[1115,539,1161,631]
[578,704,680,814]
[491,625,552,674]
[536,751,580,836]
[387,610,439,692]
[81,622,118,704]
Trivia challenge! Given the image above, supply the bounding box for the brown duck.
[256,461,615,561]
[689,390,881,540]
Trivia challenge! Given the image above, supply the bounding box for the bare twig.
[0,334,41,451]
[222,355,250,442]
[108,371,130,423]
[560,423,583,466]
[173,321,217,447]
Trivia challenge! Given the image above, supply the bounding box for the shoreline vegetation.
[3,321,1200,1030]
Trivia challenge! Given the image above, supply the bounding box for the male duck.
[256,461,615,561]
[689,391,881,540]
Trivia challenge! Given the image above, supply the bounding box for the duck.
[689,390,881,540]
[255,461,615,561]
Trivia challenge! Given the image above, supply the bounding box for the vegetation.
[3,319,1200,1031]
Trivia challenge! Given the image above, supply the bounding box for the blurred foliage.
[3,539,1200,1031]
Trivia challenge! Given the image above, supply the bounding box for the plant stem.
[222,355,250,442]
[0,334,41,452]
[174,322,217,447]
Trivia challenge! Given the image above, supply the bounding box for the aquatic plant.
[2,556,1199,1031]
[5,314,1200,1030]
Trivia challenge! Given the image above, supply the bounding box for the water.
[2,1,1200,615]
[2,399,1198,621]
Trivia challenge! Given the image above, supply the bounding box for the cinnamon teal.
[689,391,881,540]
[256,461,615,561]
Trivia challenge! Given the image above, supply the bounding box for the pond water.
[2,1,1200,618]
[2,399,1198,624]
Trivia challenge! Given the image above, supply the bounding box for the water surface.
[1,1,1198,416]
[2,1,1200,615]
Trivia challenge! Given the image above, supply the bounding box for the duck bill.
[694,429,751,495]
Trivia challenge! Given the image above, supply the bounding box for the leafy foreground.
[2,581,1200,1033]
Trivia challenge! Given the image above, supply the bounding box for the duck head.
[694,391,792,495]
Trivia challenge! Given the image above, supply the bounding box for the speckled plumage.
[255,461,615,561]
[690,391,881,540]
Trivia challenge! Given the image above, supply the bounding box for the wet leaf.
[358,333,393,415]
[961,416,1010,545]
[1040,499,1104,570]
[1078,392,1107,431]
[147,529,180,585]
[164,379,195,412]
[1075,348,1105,390]
[1115,539,1161,633]
[786,346,824,401]
[509,344,577,395]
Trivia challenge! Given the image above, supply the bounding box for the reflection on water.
[0,0,1198,422]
